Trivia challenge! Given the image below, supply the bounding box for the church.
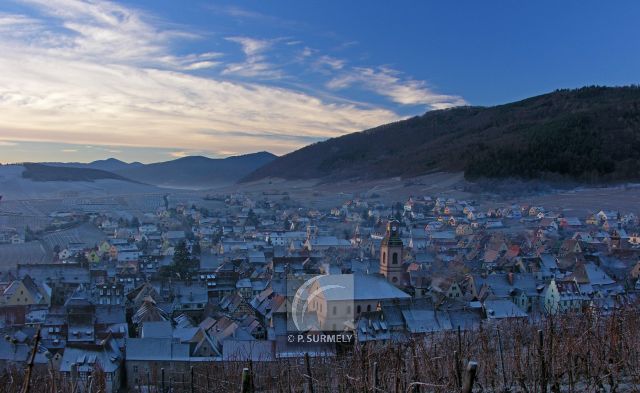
[379,220,405,286]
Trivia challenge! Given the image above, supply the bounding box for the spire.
[382,220,403,247]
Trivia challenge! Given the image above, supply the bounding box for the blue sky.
[0,0,638,163]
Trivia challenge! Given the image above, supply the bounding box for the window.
[357,305,361,314]
[382,252,386,264]
[392,253,398,265]
[367,304,371,312]
[332,306,337,315]
[346,305,351,314]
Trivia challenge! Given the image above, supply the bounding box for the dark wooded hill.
[243,86,640,183]
[22,163,136,182]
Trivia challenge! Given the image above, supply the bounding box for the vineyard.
[3,307,640,393]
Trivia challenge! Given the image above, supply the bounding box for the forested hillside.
[243,86,640,183]
[22,163,136,182]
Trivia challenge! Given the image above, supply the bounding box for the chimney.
[507,272,514,286]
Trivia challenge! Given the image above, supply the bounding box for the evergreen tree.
[24,226,36,242]
[161,240,197,279]
[173,241,191,267]
[246,209,259,226]
[192,242,202,256]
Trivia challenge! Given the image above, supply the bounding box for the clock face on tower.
[391,226,397,232]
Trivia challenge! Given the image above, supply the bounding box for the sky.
[0,0,639,163]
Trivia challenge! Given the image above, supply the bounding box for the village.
[0,191,639,392]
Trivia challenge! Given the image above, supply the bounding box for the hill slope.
[0,164,159,199]
[22,163,136,182]
[115,151,277,188]
[243,86,640,183]
[46,158,145,172]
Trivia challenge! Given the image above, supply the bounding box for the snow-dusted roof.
[312,274,410,301]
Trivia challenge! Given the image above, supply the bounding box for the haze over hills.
[17,152,277,189]
[112,152,277,188]
[17,86,640,190]
[243,86,640,184]
[0,164,160,200]
[0,151,278,199]
[45,158,145,172]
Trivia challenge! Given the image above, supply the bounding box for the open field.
[226,172,470,209]
[231,173,640,215]
[519,184,640,216]
[2,170,640,234]
[0,165,162,201]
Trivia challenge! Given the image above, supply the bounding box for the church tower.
[380,220,404,285]
[610,229,621,251]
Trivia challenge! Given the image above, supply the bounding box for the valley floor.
[230,173,640,215]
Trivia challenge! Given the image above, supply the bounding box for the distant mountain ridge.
[113,151,277,188]
[22,163,137,183]
[49,158,145,172]
[243,86,640,183]
[45,151,277,188]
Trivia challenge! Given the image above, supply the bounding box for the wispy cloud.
[5,0,217,73]
[198,130,326,144]
[335,40,359,51]
[169,151,187,158]
[0,1,466,162]
[327,66,466,109]
[0,12,38,27]
[160,52,223,71]
[0,0,401,158]
[212,5,267,20]
[313,55,346,73]
[205,4,303,30]
[223,36,283,79]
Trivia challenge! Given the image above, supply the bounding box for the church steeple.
[380,220,404,286]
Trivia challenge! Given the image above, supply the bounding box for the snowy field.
[0,165,162,200]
